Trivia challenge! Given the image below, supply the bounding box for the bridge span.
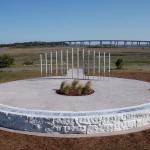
[51,40,150,48]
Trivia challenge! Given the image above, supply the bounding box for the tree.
[115,58,124,69]
[0,54,14,68]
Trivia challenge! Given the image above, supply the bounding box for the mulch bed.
[56,89,94,96]
[0,71,150,150]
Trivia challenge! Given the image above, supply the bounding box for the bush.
[23,61,33,65]
[115,58,124,69]
[59,81,67,93]
[83,81,93,95]
[71,80,79,90]
[0,54,14,68]
[58,80,94,96]
[85,81,92,89]
[76,84,83,95]
[63,83,71,95]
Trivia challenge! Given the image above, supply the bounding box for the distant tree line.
[1,41,145,48]
[0,42,69,48]
[0,42,126,48]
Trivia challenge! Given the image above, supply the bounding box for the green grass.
[0,71,40,83]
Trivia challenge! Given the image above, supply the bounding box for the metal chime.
[40,48,111,80]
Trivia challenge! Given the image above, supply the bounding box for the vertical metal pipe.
[72,48,74,78]
[88,50,90,79]
[49,53,50,76]
[61,50,63,76]
[82,48,84,79]
[109,53,111,77]
[66,49,68,76]
[56,51,58,76]
[93,50,95,78]
[51,52,52,76]
[98,51,100,79]
[40,54,43,77]
[77,48,79,78]
[104,52,105,77]
[45,53,48,76]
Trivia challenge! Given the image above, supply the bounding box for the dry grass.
[0,47,150,71]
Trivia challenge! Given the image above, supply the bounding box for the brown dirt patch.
[110,71,150,82]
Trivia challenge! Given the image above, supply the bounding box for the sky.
[0,0,150,44]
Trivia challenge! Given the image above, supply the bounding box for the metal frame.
[40,48,111,80]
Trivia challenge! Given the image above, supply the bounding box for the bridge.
[1,40,150,48]
[50,40,150,48]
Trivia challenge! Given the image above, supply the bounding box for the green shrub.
[85,81,92,90]
[71,80,79,90]
[115,58,124,69]
[82,87,88,95]
[0,54,14,68]
[63,83,71,95]
[76,84,83,95]
[23,61,33,65]
[59,81,67,93]
[58,80,93,96]
[83,81,93,95]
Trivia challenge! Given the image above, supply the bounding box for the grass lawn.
[0,71,41,83]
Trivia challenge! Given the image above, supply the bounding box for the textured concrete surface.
[0,103,150,135]
[0,76,149,111]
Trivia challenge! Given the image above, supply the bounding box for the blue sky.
[0,0,150,43]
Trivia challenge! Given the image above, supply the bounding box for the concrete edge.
[0,125,150,138]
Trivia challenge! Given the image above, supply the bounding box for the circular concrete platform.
[0,77,149,111]
[0,77,150,135]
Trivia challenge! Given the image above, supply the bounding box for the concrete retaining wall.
[0,104,150,134]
